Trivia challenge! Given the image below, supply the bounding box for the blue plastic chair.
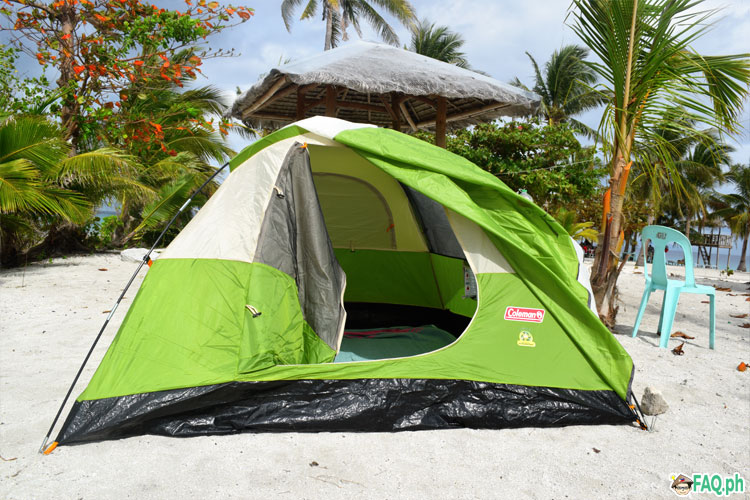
[631,225,715,349]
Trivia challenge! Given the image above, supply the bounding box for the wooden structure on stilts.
[231,41,540,148]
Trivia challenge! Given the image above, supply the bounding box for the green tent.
[57,117,637,444]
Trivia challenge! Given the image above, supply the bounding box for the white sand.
[1,254,748,499]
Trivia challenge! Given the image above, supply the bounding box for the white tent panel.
[446,209,514,274]
[160,134,336,263]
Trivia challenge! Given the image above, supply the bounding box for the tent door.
[253,144,347,355]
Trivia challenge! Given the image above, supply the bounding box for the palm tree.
[107,84,234,246]
[712,163,750,271]
[553,207,599,241]
[281,0,416,51]
[675,137,731,239]
[568,0,750,323]
[408,18,469,68]
[511,45,602,133]
[0,115,131,266]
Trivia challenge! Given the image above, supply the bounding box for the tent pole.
[435,96,447,148]
[38,160,231,455]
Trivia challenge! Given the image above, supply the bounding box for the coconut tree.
[408,18,469,68]
[568,0,750,324]
[0,115,132,266]
[674,136,731,239]
[711,163,750,271]
[281,0,416,51]
[512,44,602,133]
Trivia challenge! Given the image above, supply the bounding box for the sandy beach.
[1,253,748,499]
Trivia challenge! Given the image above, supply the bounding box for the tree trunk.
[738,230,749,272]
[590,154,630,327]
[57,6,81,145]
[685,216,691,240]
[324,2,334,50]
[726,242,732,271]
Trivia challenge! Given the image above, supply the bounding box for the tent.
[56,117,637,445]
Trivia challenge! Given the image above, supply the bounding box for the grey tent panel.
[254,145,346,350]
[402,185,464,259]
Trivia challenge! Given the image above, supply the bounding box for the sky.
[5,0,748,261]
[7,0,749,162]
[194,0,750,165]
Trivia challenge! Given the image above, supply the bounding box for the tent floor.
[334,325,456,363]
[343,302,472,336]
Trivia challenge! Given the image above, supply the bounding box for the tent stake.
[38,161,230,454]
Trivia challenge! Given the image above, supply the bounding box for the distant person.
[647,244,654,263]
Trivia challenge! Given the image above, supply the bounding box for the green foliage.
[0,116,89,220]
[0,115,94,265]
[408,18,470,69]
[99,215,123,245]
[0,45,57,115]
[553,207,599,241]
[2,0,253,146]
[281,0,416,50]
[511,44,602,135]
[712,163,750,239]
[417,120,605,213]
[568,0,750,175]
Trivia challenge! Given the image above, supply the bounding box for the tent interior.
[306,144,480,362]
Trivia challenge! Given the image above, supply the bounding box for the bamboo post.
[296,85,306,120]
[435,96,447,148]
[391,93,401,131]
[325,85,337,117]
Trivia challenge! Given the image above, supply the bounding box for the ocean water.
[633,228,748,270]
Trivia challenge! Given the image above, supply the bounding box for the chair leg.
[709,293,715,349]
[659,288,680,349]
[632,288,652,338]
[657,290,667,334]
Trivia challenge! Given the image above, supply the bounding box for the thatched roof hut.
[231,41,540,147]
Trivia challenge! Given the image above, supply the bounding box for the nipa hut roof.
[230,41,540,132]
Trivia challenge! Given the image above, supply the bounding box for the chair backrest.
[641,225,695,287]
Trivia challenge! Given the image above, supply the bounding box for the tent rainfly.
[230,41,540,147]
[55,117,639,445]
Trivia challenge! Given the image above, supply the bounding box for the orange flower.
[73,65,86,75]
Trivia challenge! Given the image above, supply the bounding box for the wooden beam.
[416,102,512,128]
[296,86,306,120]
[304,97,326,113]
[399,100,417,132]
[241,76,289,119]
[325,85,337,117]
[412,95,437,108]
[379,95,400,129]
[435,96,447,148]
[294,84,320,120]
[390,93,402,130]
[249,111,295,121]
[337,101,388,113]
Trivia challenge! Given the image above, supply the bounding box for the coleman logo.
[504,307,545,323]
[517,330,536,347]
